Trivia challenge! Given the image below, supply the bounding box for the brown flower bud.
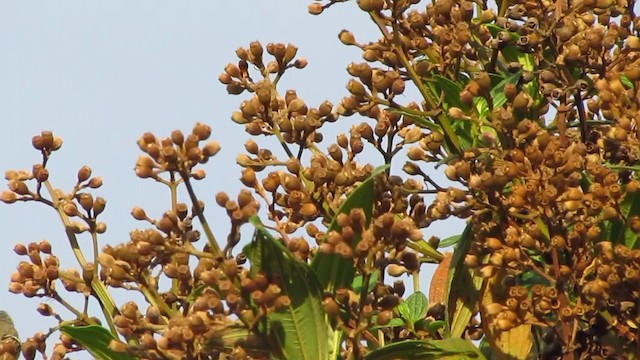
[14,243,27,256]
[240,168,257,187]
[130,206,147,221]
[8,180,29,195]
[285,99,304,115]
[33,167,49,183]
[308,3,323,15]
[201,141,220,158]
[496,318,514,331]
[387,264,407,277]
[357,0,384,12]
[300,202,318,218]
[92,197,106,216]
[83,177,102,190]
[512,92,530,113]
[0,190,18,204]
[38,240,51,254]
[484,303,504,317]
[338,30,357,46]
[347,79,367,97]
[248,41,264,64]
[77,166,92,183]
[192,122,211,141]
[474,72,491,92]
[78,193,94,213]
[391,79,405,94]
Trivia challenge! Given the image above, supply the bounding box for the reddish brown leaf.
[429,252,453,305]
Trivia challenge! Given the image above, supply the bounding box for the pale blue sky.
[0,1,459,353]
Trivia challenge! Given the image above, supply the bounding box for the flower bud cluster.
[9,241,64,298]
[135,123,220,179]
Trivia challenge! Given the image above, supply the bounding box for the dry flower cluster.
[3,0,640,359]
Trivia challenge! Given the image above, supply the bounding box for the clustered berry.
[4,0,640,358]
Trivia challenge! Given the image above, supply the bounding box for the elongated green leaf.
[60,325,137,360]
[431,75,467,111]
[311,164,390,292]
[485,24,518,40]
[444,222,483,338]
[421,74,463,154]
[621,74,634,89]
[416,319,446,334]
[363,339,485,360]
[439,234,461,248]
[206,323,268,355]
[406,238,443,261]
[186,284,206,303]
[246,217,328,360]
[534,217,550,241]
[425,74,475,150]
[473,96,489,119]
[479,337,493,360]
[605,191,640,248]
[399,292,428,325]
[519,270,551,287]
[352,271,379,294]
[308,164,388,360]
[484,24,535,72]
[387,108,441,132]
[369,317,405,330]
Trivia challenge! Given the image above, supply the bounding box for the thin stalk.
[50,289,85,319]
[550,247,574,360]
[180,173,222,258]
[168,173,179,302]
[263,71,295,160]
[43,180,119,337]
[138,281,175,321]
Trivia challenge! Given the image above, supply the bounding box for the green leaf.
[534,217,550,241]
[406,238,443,261]
[416,319,446,334]
[620,74,634,89]
[246,217,329,360]
[444,222,483,338]
[431,75,467,111]
[363,339,486,360]
[484,24,535,72]
[387,108,441,132]
[352,271,380,294]
[485,24,518,40]
[473,96,489,119]
[519,270,551,287]
[311,164,390,292]
[605,190,640,248]
[425,74,475,151]
[206,323,268,354]
[439,234,461,248]
[420,73,463,154]
[60,325,137,360]
[369,317,405,330]
[399,291,428,325]
[479,337,493,360]
[185,284,206,303]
